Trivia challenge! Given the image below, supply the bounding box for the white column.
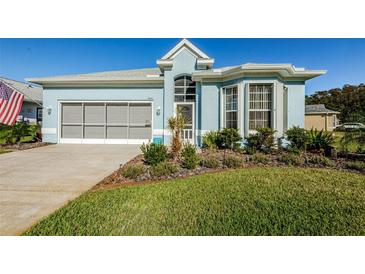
[244,83,249,137]
[238,83,244,137]
[275,81,284,136]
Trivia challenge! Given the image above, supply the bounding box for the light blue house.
[27,39,326,146]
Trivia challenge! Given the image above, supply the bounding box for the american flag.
[0,81,25,125]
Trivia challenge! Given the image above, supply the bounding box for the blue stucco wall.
[200,83,220,132]
[42,87,163,143]
[285,82,305,128]
[163,48,200,144]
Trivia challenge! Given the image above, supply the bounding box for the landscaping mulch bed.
[337,151,365,161]
[0,142,51,152]
[93,149,364,191]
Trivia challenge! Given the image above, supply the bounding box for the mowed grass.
[24,167,365,236]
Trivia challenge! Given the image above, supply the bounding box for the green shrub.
[29,124,41,141]
[181,143,200,169]
[278,154,304,166]
[345,161,365,172]
[250,154,269,164]
[121,164,144,179]
[306,129,334,151]
[150,161,178,177]
[1,122,31,144]
[202,131,220,149]
[217,128,242,150]
[140,143,168,166]
[1,128,13,144]
[307,155,335,167]
[223,155,243,168]
[201,156,221,168]
[246,127,276,153]
[286,146,301,155]
[285,126,308,151]
[245,146,256,155]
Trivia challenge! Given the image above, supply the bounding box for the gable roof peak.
[157,38,214,71]
[161,38,211,60]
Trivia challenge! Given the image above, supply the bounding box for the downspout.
[198,79,203,146]
[162,80,165,144]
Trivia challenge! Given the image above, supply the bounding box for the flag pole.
[1,80,43,108]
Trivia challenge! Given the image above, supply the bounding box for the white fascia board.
[305,111,340,115]
[156,59,173,69]
[192,65,326,82]
[26,78,164,87]
[242,64,327,76]
[197,58,215,69]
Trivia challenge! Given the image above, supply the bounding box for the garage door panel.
[106,103,128,124]
[62,125,82,138]
[106,126,128,139]
[62,103,82,124]
[84,125,104,139]
[129,103,152,125]
[129,126,151,139]
[84,103,104,124]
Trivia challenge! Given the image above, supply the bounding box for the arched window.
[174,75,196,102]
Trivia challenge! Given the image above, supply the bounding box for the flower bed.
[94,148,364,190]
[0,141,50,152]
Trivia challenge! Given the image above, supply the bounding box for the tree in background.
[305,84,365,123]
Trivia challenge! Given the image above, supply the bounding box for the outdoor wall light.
[46,106,52,115]
[156,106,161,116]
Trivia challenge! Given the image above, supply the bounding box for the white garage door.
[60,102,152,144]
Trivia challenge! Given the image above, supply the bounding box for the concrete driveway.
[0,144,140,235]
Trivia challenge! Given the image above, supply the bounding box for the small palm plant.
[167,107,186,158]
[340,130,365,153]
[306,128,334,151]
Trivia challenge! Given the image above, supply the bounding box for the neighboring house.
[305,104,339,131]
[27,39,326,146]
[0,77,43,124]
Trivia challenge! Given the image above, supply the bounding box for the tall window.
[223,86,238,129]
[249,84,273,130]
[174,75,196,102]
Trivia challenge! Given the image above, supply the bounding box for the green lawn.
[24,167,365,236]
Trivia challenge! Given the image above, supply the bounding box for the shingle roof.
[0,77,43,103]
[305,104,339,114]
[27,68,163,83]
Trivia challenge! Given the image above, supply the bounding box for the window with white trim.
[249,84,273,130]
[174,75,196,102]
[223,86,238,129]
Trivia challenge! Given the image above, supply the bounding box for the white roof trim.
[192,63,327,81]
[161,38,210,60]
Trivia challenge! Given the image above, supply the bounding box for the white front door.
[175,102,194,144]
